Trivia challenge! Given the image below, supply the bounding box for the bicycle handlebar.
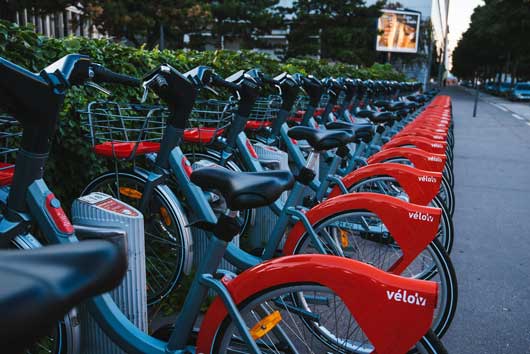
[90,64,141,87]
[211,73,240,91]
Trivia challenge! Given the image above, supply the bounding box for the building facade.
[367,0,450,87]
[14,6,103,39]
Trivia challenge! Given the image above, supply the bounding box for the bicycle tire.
[82,171,192,306]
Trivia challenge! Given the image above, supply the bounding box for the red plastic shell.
[327,163,442,205]
[45,193,74,234]
[181,156,193,177]
[0,162,15,186]
[397,129,447,141]
[245,139,259,159]
[183,128,224,144]
[367,147,447,172]
[93,141,160,159]
[283,192,441,274]
[382,136,447,155]
[245,120,272,131]
[196,254,438,354]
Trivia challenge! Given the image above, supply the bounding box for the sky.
[447,0,484,69]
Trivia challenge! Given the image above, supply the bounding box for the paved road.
[441,86,530,353]
[462,86,530,122]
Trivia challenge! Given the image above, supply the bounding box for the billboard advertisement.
[376,9,421,53]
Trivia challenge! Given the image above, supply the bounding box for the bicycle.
[0,54,448,354]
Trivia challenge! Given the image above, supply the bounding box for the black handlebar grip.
[91,64,141,87]
[212,74,239,91]
[261,75,280,86]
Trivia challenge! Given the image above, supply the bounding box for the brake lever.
[140,74,165,103]
[140,85,149,103]
[203,84,219,96]
[85,81,112,96]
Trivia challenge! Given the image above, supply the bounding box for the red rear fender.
[328,163,442,205]
[283,193,441,274]
[382,136,447,154]
[196,254,438,354]
[397,129,447,141]
[367,147,447,172]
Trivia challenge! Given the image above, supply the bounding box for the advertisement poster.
[377,9,421,53]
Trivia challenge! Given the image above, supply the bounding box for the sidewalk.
[441,86,530,353]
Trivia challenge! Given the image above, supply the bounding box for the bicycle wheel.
[212,284,448,353]
[11,234,80,354]
[347,176,454,253]
[82,171,191,306]
[438,176,455,217]
[292,211,457,338]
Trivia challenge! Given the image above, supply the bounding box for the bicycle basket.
[185,99,236,145]
[318,94,330,108]
[288,95,310,124]
[337,91,346,106]
[0,115,21,186]
[80,101,167,160]
[246,95,282,131]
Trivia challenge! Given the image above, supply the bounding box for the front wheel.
[82,171,191,306]
[212,284,448,354]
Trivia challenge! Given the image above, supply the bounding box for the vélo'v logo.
[417,175,437,183]
[408,211,434,222]
[427,156,442,162]
[386,289,427,306]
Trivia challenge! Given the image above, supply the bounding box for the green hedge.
[0,21,406,204]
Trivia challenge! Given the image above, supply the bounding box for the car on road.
[496,83,512,97]
[509,82,530,101]
[484,82,497,93]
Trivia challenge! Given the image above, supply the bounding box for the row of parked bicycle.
[0,53,456,354]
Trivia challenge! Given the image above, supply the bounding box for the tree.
[286,0,384,65]
[209,0,283,49]
[452,0,530,83]
[83,1,211,48]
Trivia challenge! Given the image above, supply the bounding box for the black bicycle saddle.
[325,121,374,143]
[0,240,127,353]
[191,168,295,211]
[288,126,356,151]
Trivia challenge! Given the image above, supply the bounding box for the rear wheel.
[292,211,457,338]
[212,284,448,353]
[439,177,455,217]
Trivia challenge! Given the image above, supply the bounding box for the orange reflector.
[160,207,171,226]
[249,311,282,340]
[119,187,142,199]
[340,229,349,248]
